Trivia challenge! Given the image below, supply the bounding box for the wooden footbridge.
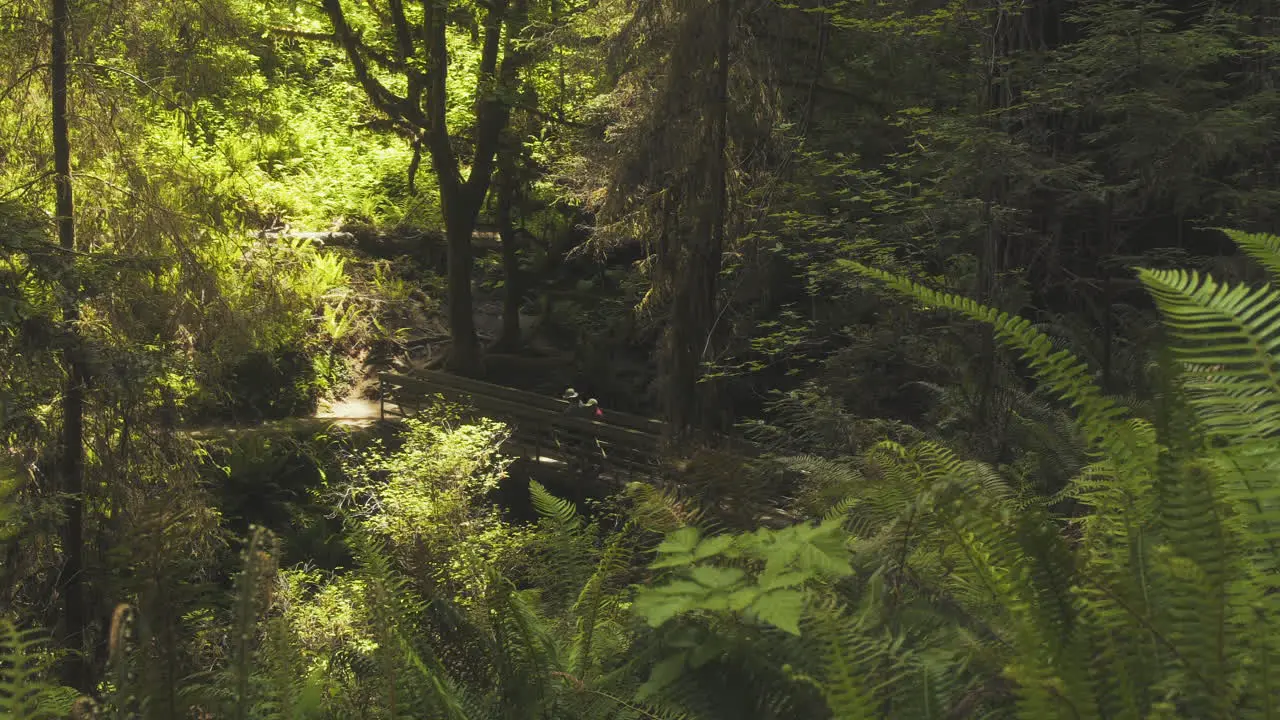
[378,371,667,480]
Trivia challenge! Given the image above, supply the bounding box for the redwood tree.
[51,0,87,690]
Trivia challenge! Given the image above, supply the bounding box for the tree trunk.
[498,232,522,350]
[494,142,524,352]
[52,0,88,691]
[492,8,531,354]
[321,0,524,376]
[666,0,733,444]
[443,202,481,373]
[799,0,828,138]
[1099,191,1115,393]
[703,0,731,434]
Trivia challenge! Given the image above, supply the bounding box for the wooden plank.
[380,373,661,450]
[521,433,652,469]
[473,396,658,453]
[395,370,665,435]
[503,436,654,474]
[401,406,653,466]
[381,371,764,463]
[428,371,663,434]
[380,398,656,470]
[379,390,652,474]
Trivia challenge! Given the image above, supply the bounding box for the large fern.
[349,530,475,720]
[840,260,1157,479]
[1221,228,1280,283]
[1138,268,1280,443]
[837,229,1280,718]
[0,619,79,720]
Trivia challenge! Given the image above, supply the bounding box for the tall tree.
[493,128,525,352]
[491,0,536,353]
[665,0,733,439]
[51,0,87,690]
[592,0,765,440]
[320,0,529,372]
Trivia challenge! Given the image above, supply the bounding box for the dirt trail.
[314,369,385,426]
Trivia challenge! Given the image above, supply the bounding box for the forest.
[3,0,1280,715]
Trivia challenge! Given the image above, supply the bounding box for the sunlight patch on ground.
[316,395,383,424]
[314,362,389,425]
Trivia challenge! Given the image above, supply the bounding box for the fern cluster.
[0,619,78,719]
[814,227,1280,717]
[619,227,1280,718]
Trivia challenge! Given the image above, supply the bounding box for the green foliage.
[636,519,853,635]
[342,406,529,600]
[530,479,584,535]
[839,259,1140,463]
[40,229,1280,720]
[1136,265,1280,443]
[11,0,1280,707]
[228,528,280,719]
[0,619,79,719]
[829,228,1280,718]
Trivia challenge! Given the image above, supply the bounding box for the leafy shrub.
[340,404,532,601]
[37,229,1280,719]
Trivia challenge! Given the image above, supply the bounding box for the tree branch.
[273,26,406,72]
[421,0,462,194]
[0,63,46,106]
[321,0,419,125]
[386,0,415,61]
[464,0,521,203]
[268,27,336,42]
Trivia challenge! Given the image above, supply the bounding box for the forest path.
[313,363,389,426]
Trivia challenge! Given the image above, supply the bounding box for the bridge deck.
[379,371,666,480]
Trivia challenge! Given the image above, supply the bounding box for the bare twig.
[68,62,196,127]
[0,63,47,106]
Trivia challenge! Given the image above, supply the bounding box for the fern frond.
[824,495,861,523]
[0,619,78,720]
[625,482,708,536]
[570,527,635,679]
[485,575,558,719]
[803,602,893,720]
[228,526,280,720]
[1138,268,1280,444]
[1220,228,1280,284]
[771,455,866,521]
[258,612,326,720]
[530,480,584,535]
[842,262,1146,470]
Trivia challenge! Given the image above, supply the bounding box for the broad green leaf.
[690,565,745,589]
[656,527,701,555]
[759,570,811,591]
[693,534,735,560]
[651,553,697,569]
[728,587,761,611]
[638,652,687,699]
[749,589,807,636]
[633,593,696,628]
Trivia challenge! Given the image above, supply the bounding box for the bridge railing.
[378,371,662,479]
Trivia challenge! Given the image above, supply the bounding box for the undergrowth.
[7,228,1280,718]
